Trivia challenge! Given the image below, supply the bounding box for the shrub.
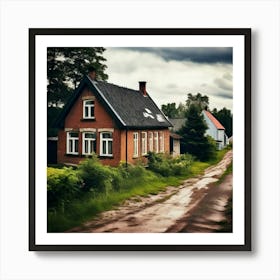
[47,167,81,209]
[147,152,192,177]
[77,154,113,194]
[77,154,125,194]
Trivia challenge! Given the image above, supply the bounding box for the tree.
[186,93,209,112]
[161,103,178,118]
[47,47,109,137]
[212,107,233,137]
[47,47,108,106]
[179,104,216,161]
[161,102,186,118]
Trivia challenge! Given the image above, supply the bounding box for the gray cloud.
[215,92,233,99]
[113,47,232,64]
[104,48,233,110]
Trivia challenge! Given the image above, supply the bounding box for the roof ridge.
[97,80,140,93]
[203,110,225,130]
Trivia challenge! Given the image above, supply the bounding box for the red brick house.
[55,73,172,166]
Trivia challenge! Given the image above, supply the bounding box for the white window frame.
[148,132,153,152]
[141,132,147,155]
[100,131,113,157]
[159,131,164,152]
[66,131,79,155]
[82,131,96,155]
[83,99,95,119]
[133,132,139,157]
[154,132,159,153]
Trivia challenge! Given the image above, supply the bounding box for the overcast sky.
[103,47,233,111]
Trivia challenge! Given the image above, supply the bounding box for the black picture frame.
[29,28,251,251]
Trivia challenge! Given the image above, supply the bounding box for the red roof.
[203,110,225,130]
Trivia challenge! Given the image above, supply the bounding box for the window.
[67,132,79,155]
[154,132,159,153]
[148,132,153,152]
[82,132,96,155]
[83,100,95,119]
[133,132,139,157]
[141,132,147,155]
[100,132,113,156]
[159,131,164,152]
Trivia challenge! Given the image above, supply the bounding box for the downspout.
[125,128,128,167]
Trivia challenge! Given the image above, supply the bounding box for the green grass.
[188,147,230,178]
[47,147,232,232]
[48,171,184,232]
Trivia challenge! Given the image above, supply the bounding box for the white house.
[202,110,229,150]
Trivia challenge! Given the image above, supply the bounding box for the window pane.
[74,140,78,152]
[103,141,107,154]
[85,106,89,117]
[85,100,94,105]
[85,140,88,153]
[90,106,94,117]
[108,141,112,154]
[70,132,78,137]
[90,140,96,153]
[85,133,96,139]
[102,133,112,139]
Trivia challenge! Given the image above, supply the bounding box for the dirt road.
[69,150,233,233]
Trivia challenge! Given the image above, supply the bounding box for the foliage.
[185,93,209,112]
[47,47,108,106]
[47,147,231,232]
[47,106,62,137]
[147,152,192,177]
[212,107,233,137]
[77,154,123,194]
[47,158,186,232]
[179,104,217,161]
[161,102,186,118]
[47,167,81,209]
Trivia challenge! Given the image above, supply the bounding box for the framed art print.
[29,28,251,251]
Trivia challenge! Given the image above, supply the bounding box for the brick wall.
[57,86,121,166]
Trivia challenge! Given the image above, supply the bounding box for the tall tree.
[186,93,209,112]
[179,104,216,161]
[161,103,178,118]
[47,47,108,107]
[212,107,233,137]
[161,102,186,118]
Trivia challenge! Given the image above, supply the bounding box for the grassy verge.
[48,172,184,232]
[188,147,230,178]
[48,148,232,232]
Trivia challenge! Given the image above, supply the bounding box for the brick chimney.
[88,66,96,81]
[139,81,147,96]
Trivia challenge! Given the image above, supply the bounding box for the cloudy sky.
[103,47,233,111]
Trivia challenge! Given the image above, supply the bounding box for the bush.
[47,167,81,209]
[147,152,192,177]
[77,154,124,194]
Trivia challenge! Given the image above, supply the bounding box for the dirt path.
[68,150,233,233]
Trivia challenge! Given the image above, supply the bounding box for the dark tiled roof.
[55,76,172,129]
[94,80,171,128]
[168,118,186,132]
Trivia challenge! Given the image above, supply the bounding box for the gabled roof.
[55,76,172,129]
[203,110,225,130]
